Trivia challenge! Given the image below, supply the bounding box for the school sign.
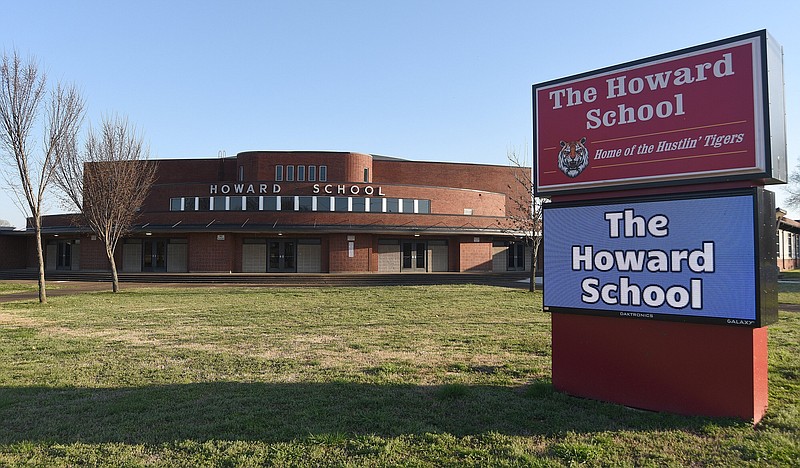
[533,30,786,195]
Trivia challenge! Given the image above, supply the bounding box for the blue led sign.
[543,190,774,326]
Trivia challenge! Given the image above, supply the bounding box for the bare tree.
[0,51,84,303]
[54,116,156,292]
[784,164,800,209]
[502,148,545,292]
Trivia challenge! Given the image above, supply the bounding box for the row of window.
[275,165,328,182]
[779,231,800,259]
[170,196,432,214]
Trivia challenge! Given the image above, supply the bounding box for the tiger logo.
[557,137,589,178]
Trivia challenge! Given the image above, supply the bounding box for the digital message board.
[533,30,786,195]
[543,189,777,327]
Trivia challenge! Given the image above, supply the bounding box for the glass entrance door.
[402,241,427,272]
[143,239,167,272]
[268,240,296,272]
[56,241,72,270]
[507,241,525,271]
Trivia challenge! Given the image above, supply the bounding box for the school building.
[0,151,536,275]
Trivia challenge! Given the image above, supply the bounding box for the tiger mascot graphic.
[557,137,589,178]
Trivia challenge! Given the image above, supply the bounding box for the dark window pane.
[298,196,313,211]
[417,199,430,214]
[316,196,330,212]
[212,196,227,211]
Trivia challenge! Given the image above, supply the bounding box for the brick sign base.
[552,313,768,422]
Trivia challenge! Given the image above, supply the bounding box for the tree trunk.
[529,241,537,292]
[33,219,47,303]
[108,247,120,293]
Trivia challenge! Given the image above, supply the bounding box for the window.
[363,168,369,183]
[280,196,294,211]
[212,196,227,211]
[352,197,366,212]
[402,199,414,213]
[316,196,331,212]
[229,196,243,211]
[297,165,305,181]
[319,165,327,182]
[298,196,313,211]
[246,196,260,211]
[335,197,349,212]
[184,197,197,211]
[418,199,431,214]
[286,165,295,181]
[170,198,182,211]
[368,198,383,213]
[275,165,283,181]
[198,197,210,211]
[386,198,399,213]
[308,165,316,181]
[238,165,244,181]
[796,234,800,259]
[264,196,278,211]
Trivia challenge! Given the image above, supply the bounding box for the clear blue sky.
[1,0,798,228]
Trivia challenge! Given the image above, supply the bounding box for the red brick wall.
[188,233,235,272]
[343,153,372,183]
[236,151,373,183]
[0,235,28,269]
[458,236,493,272]
[328,233,371,272]
[373,159,529,218]
[79,235,112,270]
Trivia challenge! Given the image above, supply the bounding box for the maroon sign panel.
[533,31,785,195]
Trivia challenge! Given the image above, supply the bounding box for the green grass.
[779,271,800,305]
[0,282,39,295]
[0,284,797,466]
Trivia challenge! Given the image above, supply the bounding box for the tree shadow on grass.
[0,381,738,445]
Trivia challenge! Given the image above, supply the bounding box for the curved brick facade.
[22,151,534,274]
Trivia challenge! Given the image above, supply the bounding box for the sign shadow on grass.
[0,381,734,444]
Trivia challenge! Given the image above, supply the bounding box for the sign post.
[533,30,785,423]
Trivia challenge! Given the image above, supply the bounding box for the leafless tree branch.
[0,51,84,303]
[54,115,156,292]
[499,147,546,292]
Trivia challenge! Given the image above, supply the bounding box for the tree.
[54,116,156,293]
[0,51,84,303]
[502,148,545,292]
[784,164,800,209]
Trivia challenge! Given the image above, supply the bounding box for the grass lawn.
[0,283,41,295]
[0,284,797,466]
